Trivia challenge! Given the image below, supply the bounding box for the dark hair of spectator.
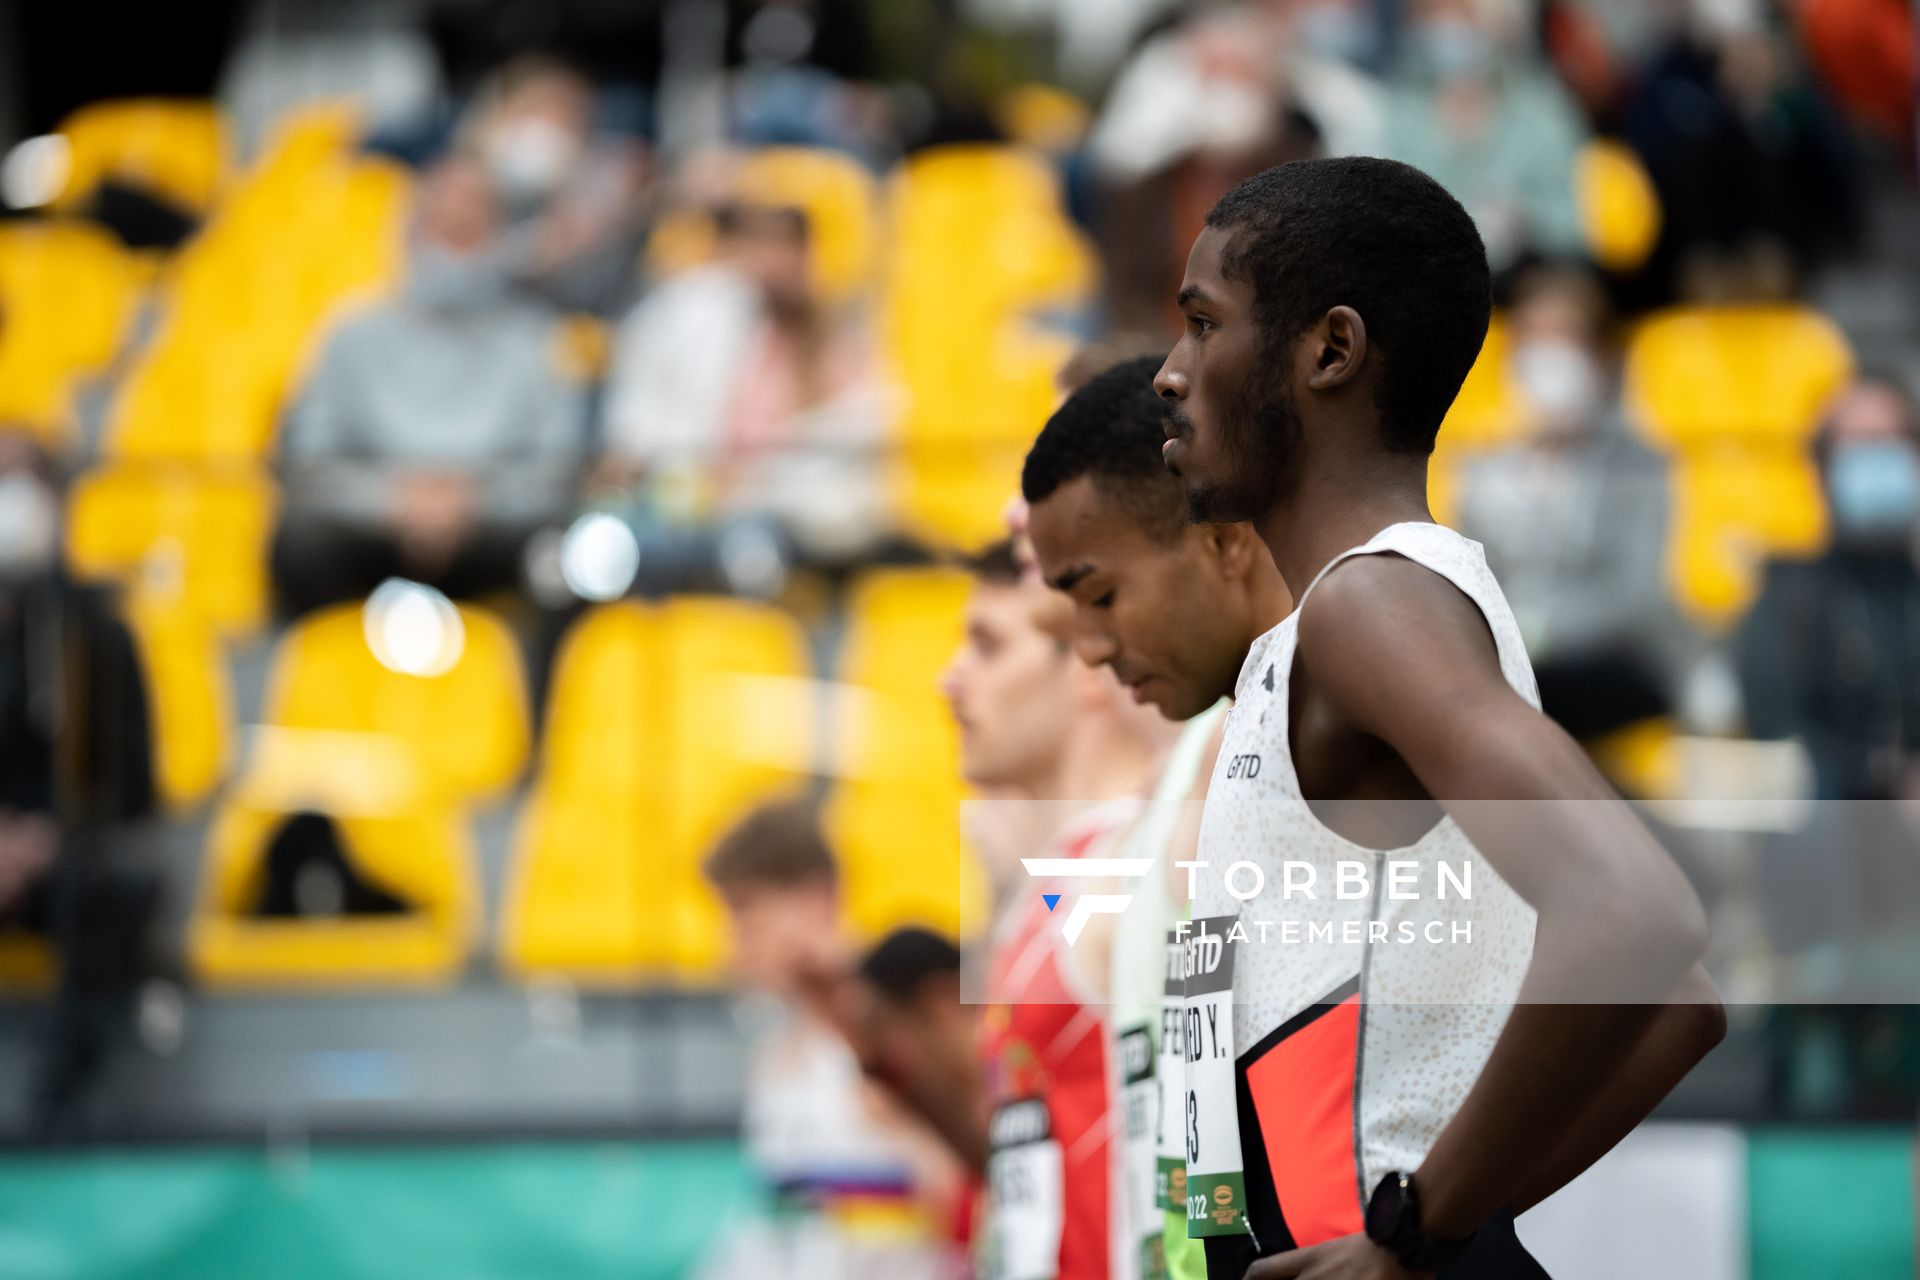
[702,793,837,891]
[860,927,962,1005]
[957,538,1022,585]
[1056,332,1172,394]
[1021,354,1187,545]
[1206,157,1492,455]
[714,201,810,245]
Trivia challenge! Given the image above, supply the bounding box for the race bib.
[1118,1023,1165,1280]
[984,1097,1064,1280]
[1154,930,1187,1216]
[1182,914,1247,1239]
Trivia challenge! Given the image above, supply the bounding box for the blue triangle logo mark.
[1042,894,1061,912]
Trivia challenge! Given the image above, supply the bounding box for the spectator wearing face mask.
[1087,0,1384,331]
[598,198,889,562]
[1383,0,1588,275]
[1739,374,1920,800]
[270,157,589,619]
[1453,265,1678,742]
[459,56,650,316]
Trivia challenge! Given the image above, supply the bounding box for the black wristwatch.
[1364,1171,1474,1273]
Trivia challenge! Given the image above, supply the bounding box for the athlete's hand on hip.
[1243,1233,1430,1280]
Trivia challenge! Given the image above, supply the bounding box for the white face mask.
[484,118,582,200]
[1510,339,1603,425]
[0,471,56,578]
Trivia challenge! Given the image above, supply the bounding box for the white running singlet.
[1191,522,1541,1253]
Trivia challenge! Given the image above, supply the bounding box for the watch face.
[1365,1173,1407,1243]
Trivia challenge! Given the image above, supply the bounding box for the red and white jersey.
[1192,522,1540,1251]
[981,796,1140,1280]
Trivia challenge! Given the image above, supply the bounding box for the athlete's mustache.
[1163,405,1194,440]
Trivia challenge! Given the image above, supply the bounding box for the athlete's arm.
[1283,556,1713,1253]
[1509,962,1724,1215]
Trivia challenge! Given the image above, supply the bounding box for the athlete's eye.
[1187,314,1215,337]
[1093,590,1115,609]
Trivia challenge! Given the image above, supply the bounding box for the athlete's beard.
[1185,368,1301,524]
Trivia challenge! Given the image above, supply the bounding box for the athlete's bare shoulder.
[1293,550,1508,743]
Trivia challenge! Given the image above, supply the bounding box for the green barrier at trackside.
[0,1140,758,1280]
[0,1128,1910,1279]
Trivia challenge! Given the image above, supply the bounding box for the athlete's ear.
[1305,305,1367,392]
[1208,522,1259,580]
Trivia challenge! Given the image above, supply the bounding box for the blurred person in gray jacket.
[271,156,588,618]
[1739,373,1920,801]
[1454,265,1678,741]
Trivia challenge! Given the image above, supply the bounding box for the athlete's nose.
[1072,620,1118,669]
[1153,354,1187,401]
[936,650,964,708]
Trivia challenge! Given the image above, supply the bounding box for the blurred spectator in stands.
[0,431,160,1140]
[1384,0,1588,276]
[600,199,888,562]
[1619,0,1863,305]
[698,796,964,1280]
[271,157,588,619]
[724,0,897,160]
[458,56,650,315]
[855,928,987,1175]
[855,927,985,1255]
[1454,265,1677,742]
[1089,1,1361,330]
[1739,373,1920,800]
[220,0,445,162]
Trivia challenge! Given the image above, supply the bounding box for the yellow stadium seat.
[66,464,275,634]
[891,438,1033,551]
[1667,447,1828,625]
[1575,140,1661,272]
[499,598,816,984]
[1624,306,1854,449]
[1588,716,1681,801]
[264,600,530,803]
[823,569,983,943]
[123,591,233,810]
[1427,314,1525,525]
[52,99,229,215]
[880,146,1093,545]
[189,780,477,989]
[737,147,880,302]
[1436,313,1523,450]
[887,146,1093,311]
[0,219,140,441]
[103,141,408,461]
[995,84,1093,154]
[0,931,55,992]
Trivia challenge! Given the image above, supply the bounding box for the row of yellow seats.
[186,571,978,990]
[654,142,1094,549]
[64,297,1848,679]
[24,137,1082,543]
[52,98,230,218]
[0,99,239,447]
[106,104,410,462]
[0,220,145,443]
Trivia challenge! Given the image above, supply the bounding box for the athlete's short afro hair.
[1021,354,1187,545]
[1206,157,1491,456]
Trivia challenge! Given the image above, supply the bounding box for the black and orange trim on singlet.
[1203,976,1366,1278]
